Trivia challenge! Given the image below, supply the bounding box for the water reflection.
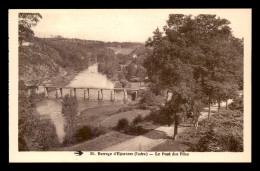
[35,100,65,143]
[67,64,115,89]
[35,63,127,143]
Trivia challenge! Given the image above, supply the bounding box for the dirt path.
[102,100,233,151]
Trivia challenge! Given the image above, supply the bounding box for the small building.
[22,41,34,46]
[133,54,137,58]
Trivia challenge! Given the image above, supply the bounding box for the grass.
[54,131,134,151]
[76,103,130,127]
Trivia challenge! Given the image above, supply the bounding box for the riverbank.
[50,67,78,87]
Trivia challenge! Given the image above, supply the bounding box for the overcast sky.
[31,9,250,42]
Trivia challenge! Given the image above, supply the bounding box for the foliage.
[143,109,171,125]
[123,125,148,136]
[115,117,148,135]
[18,80,60,151]
[188,110,243,152]
[144,14,243,138]
[62,95,78,145]
[228,95,243,112]
[114,81,123,88]
[19,13,42,45]
[74,126,104,143]
[139,89,165,107]
[34,119,60,151]
[116,118,130,130]
[120,79,132,88]
[132,114,143,125]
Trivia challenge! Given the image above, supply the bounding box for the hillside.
[19,37,142,86]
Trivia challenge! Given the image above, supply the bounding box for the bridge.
[37,85,141,101]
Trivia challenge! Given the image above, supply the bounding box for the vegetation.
[115,118,148,136]
[18,80,59,151]
[132,114,143,125]
[228,95,244,112]
[74,126,105,143]
[144,14,243,139]
[188,110,243,152]
[116,118,130,130]
[19,13,42,46]
[62,95,78,146]
[143,108,171,125]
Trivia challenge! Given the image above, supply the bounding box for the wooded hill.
[19,37,144,86]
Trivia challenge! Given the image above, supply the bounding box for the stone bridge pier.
[40,85,140,102]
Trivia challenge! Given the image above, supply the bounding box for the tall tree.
[144,14,243,139]
[18,13,42,45]
[62,95,78,145]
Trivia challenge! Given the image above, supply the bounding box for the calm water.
[35,63,129,143]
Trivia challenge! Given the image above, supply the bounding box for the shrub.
[229,96,243,112]
[139,89,164,107]
[188,110,243,152]
[34,118,60,151]
[62,95,78,145]
[74,126,104,143]
[115,117,148,136]
[143,109,171,125]
[132,114,143,125]
[120,79,131,88]
[116,118,129,130]
[124,125,148,135]
[114,81,123,88]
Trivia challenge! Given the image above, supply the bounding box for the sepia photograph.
[9,9,251,162]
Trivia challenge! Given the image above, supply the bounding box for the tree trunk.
[173,115,178,140]
[194,114,199,129]
[208,96,211,119]
[226,100,228,110]
[218,101,220,113]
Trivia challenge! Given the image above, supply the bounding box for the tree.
[18,80,59,151]
[144,14,243,139]
[136,65,147,86]
[62,95,78,145]
[125,63,137,81]
[19,13,42,45]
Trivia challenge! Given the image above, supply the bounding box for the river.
[35,63,127,143]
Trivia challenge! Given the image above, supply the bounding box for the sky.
[31,9,251,42]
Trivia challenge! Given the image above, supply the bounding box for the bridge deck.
[40,85,140,91]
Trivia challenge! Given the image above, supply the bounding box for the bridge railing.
[38,85,140,101]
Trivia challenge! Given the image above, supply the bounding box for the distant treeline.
[19,36,144,85]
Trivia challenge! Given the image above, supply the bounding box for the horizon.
[28,9,249,43]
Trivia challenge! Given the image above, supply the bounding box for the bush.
[114,82,123,88]
[189,110,243,152]
[62,95,78,145]
[139,89,164,107]
[74,126,104,143]
[115,117,148,136]
[132,114,143,125]
[34,118,60,151]
[120,79,132,88]
[143,109,171,125]
[116,118,130,130]
[229,96,243,112]
[124,125,148,135]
